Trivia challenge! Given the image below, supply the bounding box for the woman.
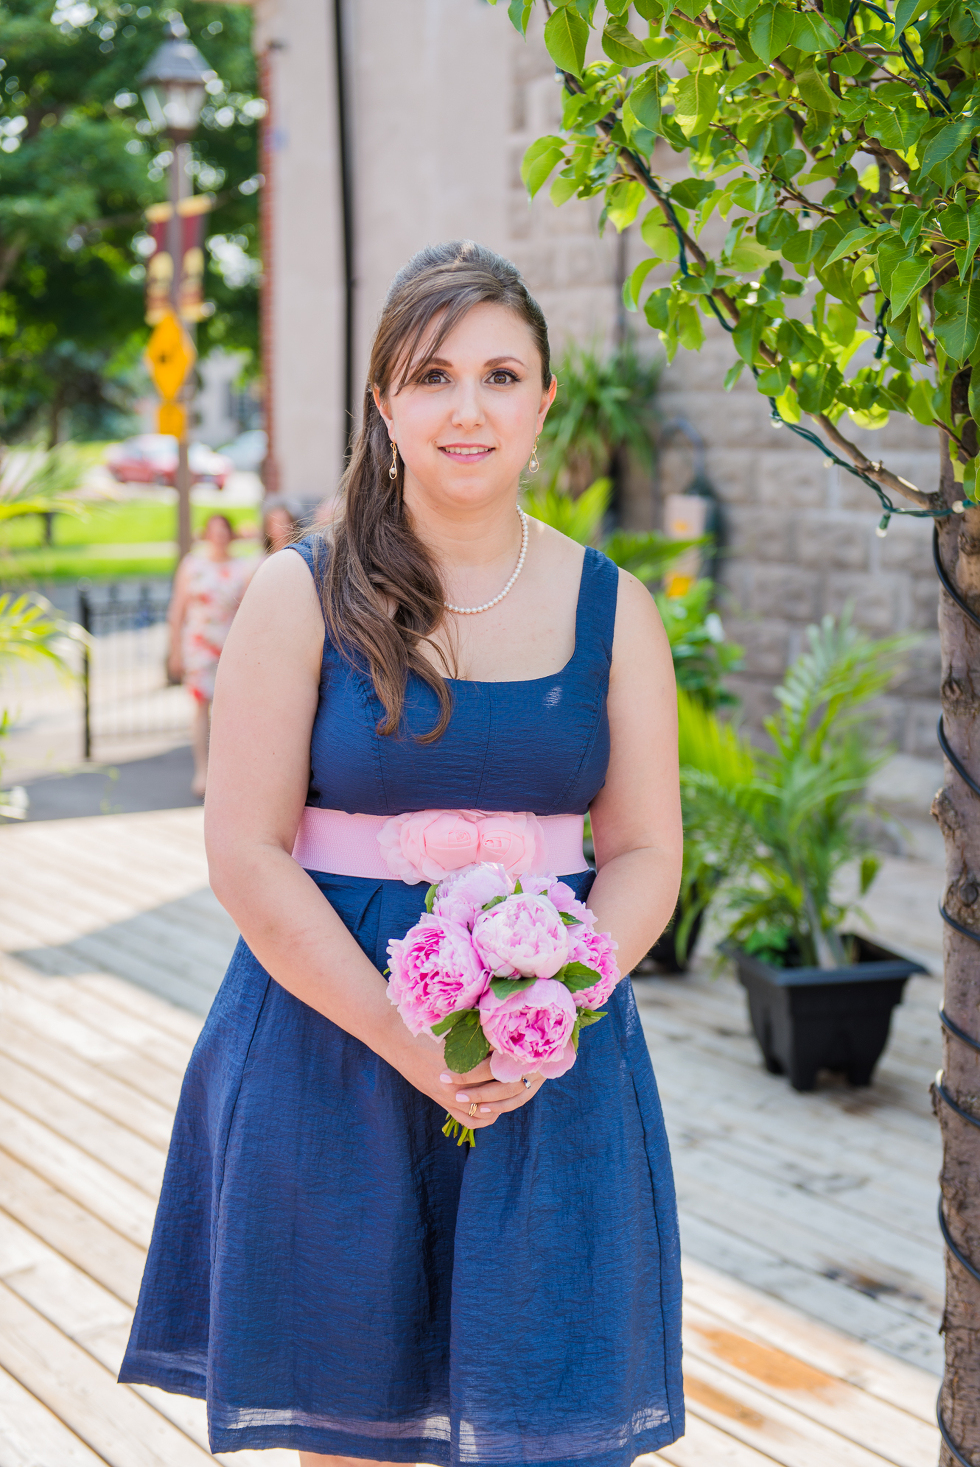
[166,512,254,797]
[122,242,685,1466]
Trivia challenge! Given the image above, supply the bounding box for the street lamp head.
[139,27,216,141]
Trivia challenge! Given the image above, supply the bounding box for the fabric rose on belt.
[479,979,577,1081]
[566,927,620,1009]
[385,914,490,1035]
[379,810,482,885]
[475,812,543,875]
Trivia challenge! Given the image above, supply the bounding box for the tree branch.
[817,413,936,506]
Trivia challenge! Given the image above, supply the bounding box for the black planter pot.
[727,935,927,1092]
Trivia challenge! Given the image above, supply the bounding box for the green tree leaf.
[672,70,721,137]
[520,136,566,197]
[889,257,932,318]
[920,122,977,185]
[796,68,839,113]
[791,10,841,51]
[544,5,589,76]
[626,67,663,134]
[507,0,533,34]
[749,4,796,63]
[733,308,765,364]
[934,279,980,363]
[602,20,648,64]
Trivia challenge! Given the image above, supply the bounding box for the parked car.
[105,435,233,489]
[218,428,267,473]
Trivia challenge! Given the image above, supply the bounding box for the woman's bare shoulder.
[524,515,588,576]
[224,546,325,663]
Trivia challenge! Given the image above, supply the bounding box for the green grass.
[1,500,259,549]
[0,499,260,581]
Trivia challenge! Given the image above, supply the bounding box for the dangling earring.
[527,435,540,473]
[389,441,398,480]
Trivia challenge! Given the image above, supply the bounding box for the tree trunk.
[932,437,980,1467]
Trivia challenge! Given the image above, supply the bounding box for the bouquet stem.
[442,1112,476,1147]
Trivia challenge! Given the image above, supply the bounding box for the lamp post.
[139,25,214,561]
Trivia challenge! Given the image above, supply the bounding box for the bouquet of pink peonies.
[385,863,620,1145]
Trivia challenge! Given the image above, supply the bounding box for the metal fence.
[79,582,191,760]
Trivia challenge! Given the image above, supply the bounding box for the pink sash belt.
[292,806,588,886]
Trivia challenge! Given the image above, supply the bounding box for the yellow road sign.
[145,311,196,401]
[157,401,187,438]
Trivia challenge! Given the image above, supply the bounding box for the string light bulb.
[876,513,891,539]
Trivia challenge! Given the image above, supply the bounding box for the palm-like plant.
[537,344,660,493]
[681,615,916,970]
[0,444,87,526]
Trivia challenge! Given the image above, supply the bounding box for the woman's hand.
[382,1025,543,1130]
[167,647,183,682]
[442,1057,544,1126]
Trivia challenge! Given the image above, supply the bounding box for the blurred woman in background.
[167,513,254,798]
[262,497,302,554]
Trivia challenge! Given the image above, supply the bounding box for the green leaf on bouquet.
[561,960,602,993]
[424,883,437,914]
[481,894,508,911]
[513,879,523,895]
[490,976,537,999]
[430,1008,475,1037]
[577,1007,607,1027]
[443,1019,491,1073]
[559,912,583,926]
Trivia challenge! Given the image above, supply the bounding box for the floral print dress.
[180,553,254,703]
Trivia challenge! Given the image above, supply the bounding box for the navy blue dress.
[119,540,684,1465]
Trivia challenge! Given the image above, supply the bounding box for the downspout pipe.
[333,0,354,464]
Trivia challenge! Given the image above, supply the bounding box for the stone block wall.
[501,16,943,753]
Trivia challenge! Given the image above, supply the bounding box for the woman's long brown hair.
[317,240,552,742]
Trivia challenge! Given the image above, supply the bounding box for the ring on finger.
[468,1103,479,1117]
[521,1075,532,1090]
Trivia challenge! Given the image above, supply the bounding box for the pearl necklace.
[444,506,529,616]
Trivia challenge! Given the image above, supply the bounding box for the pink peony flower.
[479,978,578,1080]
[472,893,569,979]
[432,862,513,930]
[386,914,490,1035]
[567,926,621,1008]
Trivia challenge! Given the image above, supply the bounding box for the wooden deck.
[0,808,943,1465]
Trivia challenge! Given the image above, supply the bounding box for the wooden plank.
[682,1355,905,1467]
[0,1155,144,1307]
[683,1301,938,1467]
[76,974,203,1049]
[0,1017,174,1150]
[673,1152,943,1313]
[653,1414,786,1465]
[0,1099,155,1249]
[678,1211,944,1378]
[0,973,184,1110]
[0,1282,214,1467]
[0,1054,167,1192]
[0,1209,132,1343]
[0,863,236,980]
[683,1260,938,1424]
[0,965,190,1075]
[0,1365,110,1467]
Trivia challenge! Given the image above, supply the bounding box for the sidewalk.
[0,805,944,1465]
